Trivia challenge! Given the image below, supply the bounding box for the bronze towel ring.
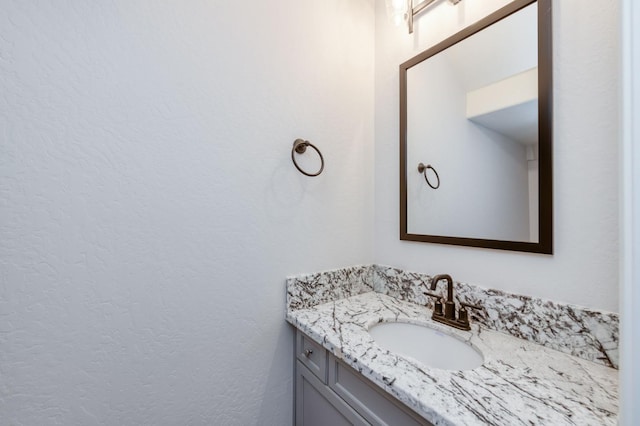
[418,162,440,189]
[291,139,324,177]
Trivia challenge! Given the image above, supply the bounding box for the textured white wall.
[0,1,374,424]
[374,0,620,312]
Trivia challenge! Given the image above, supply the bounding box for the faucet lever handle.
[423,291,442,300]
[460,302,483,311]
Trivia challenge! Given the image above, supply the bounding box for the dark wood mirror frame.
[399,0,552,254]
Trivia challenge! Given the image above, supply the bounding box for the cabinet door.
[296,361,369,426]
[329,359,432,426]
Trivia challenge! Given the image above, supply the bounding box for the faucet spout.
[430,274,454,302]
[430,274,455,320]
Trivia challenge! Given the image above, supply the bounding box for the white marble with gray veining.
[372,265,619,368]
[286,264,374,311]
[287,292,618,426]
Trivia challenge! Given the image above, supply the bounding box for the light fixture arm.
[408,0,462,34]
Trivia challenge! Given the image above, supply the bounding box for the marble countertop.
[286,292,618,426]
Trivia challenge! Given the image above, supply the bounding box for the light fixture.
[386,0,409,27]
[386,0,462,34]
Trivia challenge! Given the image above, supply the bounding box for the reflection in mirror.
[400,0,552,253]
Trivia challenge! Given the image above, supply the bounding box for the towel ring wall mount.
[291,139,324,177]
[418,162,440,189]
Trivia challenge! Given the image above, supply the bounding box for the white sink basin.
[368,322,484,371]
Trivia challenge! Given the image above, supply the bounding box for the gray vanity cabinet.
[296,361,369,426]
[294,330,432,426]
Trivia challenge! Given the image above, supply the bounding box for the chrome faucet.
[424,274,482,331]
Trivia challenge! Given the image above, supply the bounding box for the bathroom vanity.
[286,265,619,426]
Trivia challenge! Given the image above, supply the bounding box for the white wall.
[0,1,374,424]
[375,0,620,312]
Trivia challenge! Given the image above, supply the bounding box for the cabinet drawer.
[297,331,328,383]
[329,358,431,426]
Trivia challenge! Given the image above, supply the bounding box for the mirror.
[400,0,552,254]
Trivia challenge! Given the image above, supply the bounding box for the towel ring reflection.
[418,163,440,189]
[291,139,324,177]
